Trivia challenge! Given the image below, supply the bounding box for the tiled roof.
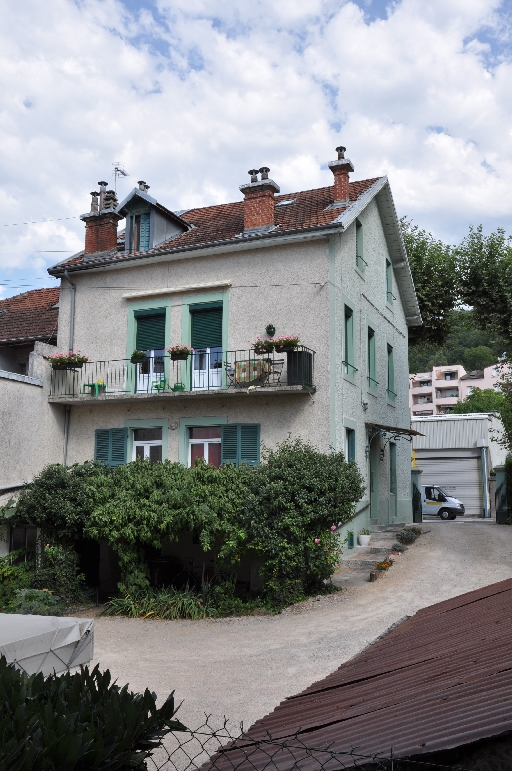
[460,370,485,380]
[49,179,380,273]
[0,287,59,344]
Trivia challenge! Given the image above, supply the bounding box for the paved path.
[92,521,512,731]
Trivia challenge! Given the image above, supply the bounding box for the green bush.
[31,544,86,604]
[0,551,34,610]
[392,542,407,553]
[0,656,186,771]
[7,588,64,616]
[103,586,213,620]
[395,529,418,545]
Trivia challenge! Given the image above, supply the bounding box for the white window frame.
[132,431,163,461]
[188,435,222,467]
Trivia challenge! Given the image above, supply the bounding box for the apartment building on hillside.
[409,364,501,418]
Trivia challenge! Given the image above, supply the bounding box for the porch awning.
[365,422,424,438]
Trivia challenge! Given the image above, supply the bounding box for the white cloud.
[0,0,511,296]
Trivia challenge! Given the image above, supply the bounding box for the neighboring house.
[3,147,422,538]
[0,288,59,374]
[411,413,506,518]
[409,363,502,418]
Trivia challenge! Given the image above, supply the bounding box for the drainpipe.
[481,446,490,518]
[62,270,76,352]
[62,271,76,466]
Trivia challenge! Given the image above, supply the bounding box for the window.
[387,344,395,402]
[95,428,128,467]
[345,428,356,462]
[133,427,162,462]
[221,424,260,466]
[343,305,356,376]
[129,212,150,252]
[444,372,456,381]
[190,304,223,390]
[134,309,167,392]
[386,260,395,304]
[356,220,366,271]
[367,327,377,389]
[419,380,431,387]
[188,426,222,468]
[10,525,37,561]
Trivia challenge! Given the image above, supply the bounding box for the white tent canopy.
[0,614,94,676]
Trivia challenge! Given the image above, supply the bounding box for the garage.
[414,448,483,518]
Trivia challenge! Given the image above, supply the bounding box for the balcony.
[410,384,433,396]
[48,347,316,404]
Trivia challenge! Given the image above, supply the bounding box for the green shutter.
[94,428,127,467]
[139,213,150,252]
[94,429,111,464]
[191,308,223,349]
[240,424,260,466]
[110,428,128,467]
[221,425,239,464]
[221,424,260,466]
[387,344,395,397]
[136,312,166,351]
[347,428,356,462]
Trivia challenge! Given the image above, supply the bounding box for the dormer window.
[117,184,189,254]
[129,212,151,252]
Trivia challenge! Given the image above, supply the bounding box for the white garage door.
[416,455,483,518]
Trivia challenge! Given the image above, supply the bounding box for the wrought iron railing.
[49,347,315,397]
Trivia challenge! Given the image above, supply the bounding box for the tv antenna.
[112,162,129,191]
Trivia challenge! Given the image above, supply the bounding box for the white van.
[421,485,465,520]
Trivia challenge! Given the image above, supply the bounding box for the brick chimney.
[328,146,354,207]
[239,167,280,233]
[80,181,122,258]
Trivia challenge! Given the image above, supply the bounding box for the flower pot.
[275,345,297,353]
[358,534,371,546]
[131,355,147,364]
[52,362,84,370]
[171,352,190,361]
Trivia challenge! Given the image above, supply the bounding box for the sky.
[0,0,511,298]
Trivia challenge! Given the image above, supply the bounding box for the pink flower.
[331,525,337,531]
[314,538,320,544]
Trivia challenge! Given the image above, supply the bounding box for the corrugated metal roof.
[206,580,512,768]
[412,414,492,450]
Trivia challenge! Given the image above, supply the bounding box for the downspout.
[62,270,76,352]
[62,271,76,466]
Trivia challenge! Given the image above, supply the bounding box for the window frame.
[355,219,366,274]
[387,342,396,405]
[125,419,168,463]
[386,259,395,306]
[367,325,377,393]
[343,299,357,383]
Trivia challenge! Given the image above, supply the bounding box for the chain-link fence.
[145,717,471,771]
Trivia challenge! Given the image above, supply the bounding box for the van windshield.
[435,487,448,497]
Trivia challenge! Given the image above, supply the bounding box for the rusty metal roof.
[209,579,512,768]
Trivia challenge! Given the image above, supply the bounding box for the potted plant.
[273,335,300,353]
[130,350,148,364]
[358,528,371,546]
[251,337,275,355]
[50,351,90,370]
[166,344,194,361]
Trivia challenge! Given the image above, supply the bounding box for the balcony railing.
[49,347,315,398]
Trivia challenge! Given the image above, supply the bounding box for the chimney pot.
[138,180,150,191]
[248,169,259,183]
[90,192,99,213]
[328,145,354,206]
[259,167,270,180]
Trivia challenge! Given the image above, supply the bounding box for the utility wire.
[1,216,79,227]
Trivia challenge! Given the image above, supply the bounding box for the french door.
[136,350,165,392]
[192,348,223,390]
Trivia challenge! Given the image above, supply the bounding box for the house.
[410,363,502,418]
[2,147,422,546]
[0,287,59,375]
[411,413,507,518]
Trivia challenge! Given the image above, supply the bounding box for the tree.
[450,387,503,415]
[401,218,458,345]
[457,225,512,343]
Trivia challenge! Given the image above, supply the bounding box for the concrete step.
[338,552,391,569]
[352,545,392,555]
[332,567,373,588]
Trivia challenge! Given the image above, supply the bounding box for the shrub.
[0,656,186,771]
[375,558,393,571]
[405,525,422,536]
[31,544,86,604]
[7,588,64,616]
[103,586,213,620]
[0,550,34,610]
[395,529,418,545]
[392,543,407,553]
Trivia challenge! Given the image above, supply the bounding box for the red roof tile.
[50,179,381,273]
[0,288,59,344]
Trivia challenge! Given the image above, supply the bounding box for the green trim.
[386,337,396,406]
[342,293,357,385]
[328,236,337,449]
[179,416,227,466]
[386,259,394,308]
[181,291,229,388]
[367,322,377,395]
[124,418,169,461]
[189,301,223,311]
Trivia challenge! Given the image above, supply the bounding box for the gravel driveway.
[92,521,512,731]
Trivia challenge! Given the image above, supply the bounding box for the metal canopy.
[366,421,424,441]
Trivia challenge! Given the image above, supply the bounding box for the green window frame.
[356,220,366,272]
[367,326,377,391]
[387,343,396,403]
[386,259,395,305]
[389,443,397,495]
[94,428,128,467]
[221,424,260,466]
[343,305,356,378]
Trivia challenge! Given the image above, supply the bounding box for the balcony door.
[190,305,223,390]
[134,309,166,392]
